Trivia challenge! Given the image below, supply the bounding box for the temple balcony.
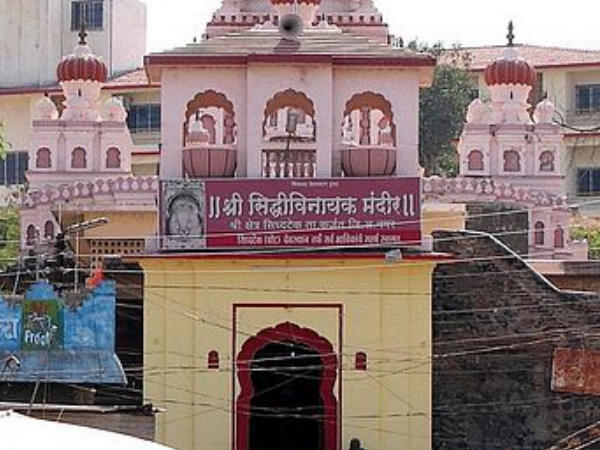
[182,144,237,178]
[340,145,397,177]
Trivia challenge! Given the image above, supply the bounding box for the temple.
[13,2,593,450]
[21,28,157,262]
[424,29,588,260]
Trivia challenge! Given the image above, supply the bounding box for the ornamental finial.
[78,23,88,45]
[507,20,515,47]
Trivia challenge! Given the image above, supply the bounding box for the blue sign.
[0,280,126,384]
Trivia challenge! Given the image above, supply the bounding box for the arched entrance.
[236,322,338,450]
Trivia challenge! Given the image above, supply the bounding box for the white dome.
[101,97,128,122]
[466,99,489,124]
[33,96,59,120]
[534,99,556,124]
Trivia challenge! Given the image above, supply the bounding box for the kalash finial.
[506,20,515,47]
[78,22,88,45]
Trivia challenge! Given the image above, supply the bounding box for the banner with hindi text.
[160,178,421,250]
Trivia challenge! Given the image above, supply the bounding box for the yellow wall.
[82,211,157,239]
[141,256,437,450]
[422,203,466,237]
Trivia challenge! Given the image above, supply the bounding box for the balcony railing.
[262,149,316,178]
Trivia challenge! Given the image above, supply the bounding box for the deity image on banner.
[162,181,207,249]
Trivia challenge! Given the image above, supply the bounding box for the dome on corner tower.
[56,27,108,83]
[484,49,537,87]
[484,22,536,88]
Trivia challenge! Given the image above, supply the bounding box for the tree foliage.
[0,121,9,161]
[572,225,600,260]
[0,207,20,271]
[410,41,476,176]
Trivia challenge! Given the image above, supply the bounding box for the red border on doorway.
[232,304,343,450]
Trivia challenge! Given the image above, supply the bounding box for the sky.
[143,0,600,53]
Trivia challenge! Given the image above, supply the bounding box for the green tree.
[410,42,476,176]
[572,225,600,260]
[0,124,18,271]
[0,121,9,161]
[0,207,20,271]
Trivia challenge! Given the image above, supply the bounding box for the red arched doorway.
[236,322,338,450]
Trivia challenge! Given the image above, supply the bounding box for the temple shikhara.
[10,1,594,450]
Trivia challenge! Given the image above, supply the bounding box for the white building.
[0,0,153,205]
[0,0,147,88]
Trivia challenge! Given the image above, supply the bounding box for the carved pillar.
[359,107,371,145]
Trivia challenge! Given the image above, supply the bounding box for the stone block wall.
[432,231,600,450]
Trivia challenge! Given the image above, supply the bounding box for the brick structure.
[465,203,529,256]
[432,230,600,450]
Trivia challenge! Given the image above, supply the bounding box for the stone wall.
[432,231,600,450]
[465,202,529,256]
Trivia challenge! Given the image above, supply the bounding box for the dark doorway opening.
[249,340,325,450]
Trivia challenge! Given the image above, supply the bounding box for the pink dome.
[56,28,108,83]
[484,49,536,87]
[57,52,108,83]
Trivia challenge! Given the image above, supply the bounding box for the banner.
[161,178,421,250]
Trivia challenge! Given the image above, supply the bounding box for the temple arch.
[183,90,237,146]
[236,322,338,450]
[341,92,397,147]
[262,89,316,142]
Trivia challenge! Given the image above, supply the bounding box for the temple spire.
[78,23,88,45]
[506,20,515,47]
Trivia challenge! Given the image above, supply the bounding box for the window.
[577,168,600,195]
[576,84,600,113]
[539,151,555,172]
[0,152,28,186]
[71,147,87,169]
[127,104,161,133]
[44,221,55,240]
[503,150,521,173]
[106,147,121,169]
[554,226,565,249]
[534,222,545,246]
[71,1,104,30]
[36,148,52,169]
[26,225,36,246]
[468,150,485,171]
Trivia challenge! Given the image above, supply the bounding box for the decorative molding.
[423,177,569,209]
[22,176,159,209]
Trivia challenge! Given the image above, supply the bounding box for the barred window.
[127,104,161,133]
[71,1,104,30]
[576,84,600,113]
[0,152,28,186]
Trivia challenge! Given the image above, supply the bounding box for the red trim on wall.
[145,53,435,69]
[232,304,343,450]
[134,252,452,261]
[565,132,600,139]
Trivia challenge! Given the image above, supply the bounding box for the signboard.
[21,300,62,350]
[552,348,600,396]
[161,178,421,250]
